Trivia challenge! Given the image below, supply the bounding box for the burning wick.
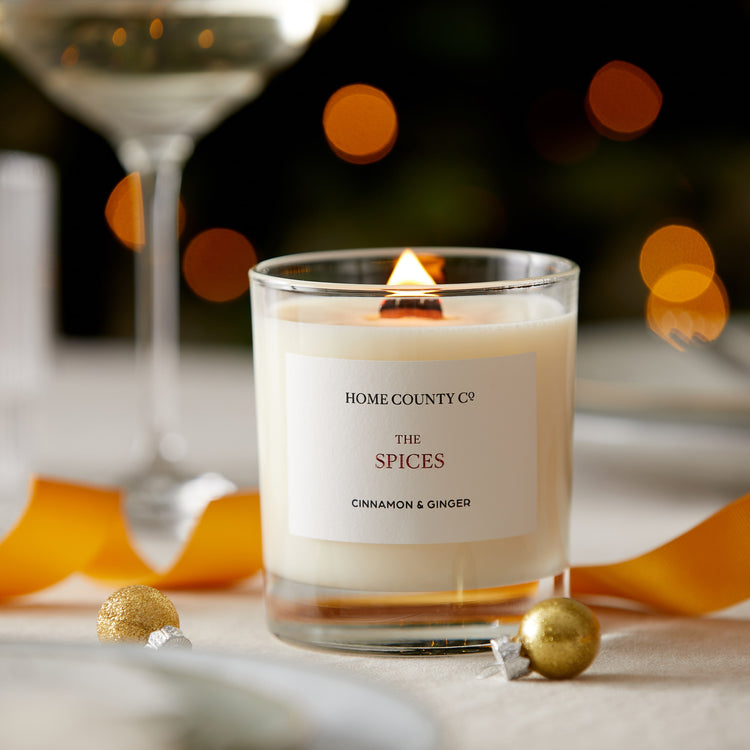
[380,296,442,318]
[379,249,443,319]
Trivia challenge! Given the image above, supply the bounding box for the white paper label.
[286,353,537,544]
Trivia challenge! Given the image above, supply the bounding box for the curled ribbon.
[1,476,750,616]
[0,476,261,599]
[570,490,750,615]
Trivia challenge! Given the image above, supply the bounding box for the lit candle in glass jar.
[250,247,578,653]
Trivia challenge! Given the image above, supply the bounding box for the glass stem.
[118,135,194,474]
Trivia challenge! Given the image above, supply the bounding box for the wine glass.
[0,0,346,528]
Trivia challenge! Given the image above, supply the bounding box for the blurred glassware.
[0,0,347,527]
[0,150,55,534]
[576,316,750,425]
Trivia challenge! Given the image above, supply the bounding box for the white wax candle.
[253,294,576,592]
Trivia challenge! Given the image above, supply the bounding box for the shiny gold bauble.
[96,585,180,644]
[515,597,600,679]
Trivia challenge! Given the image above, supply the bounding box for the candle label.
[286,353,537,544]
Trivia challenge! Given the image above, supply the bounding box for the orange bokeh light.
[182,228,257,302]
[112,27,127,47]
[198,29,214,49]
[586,60,662,140]
[105,173,145,250]
[639,224,715,301]
[323,84,398,165]
[61,44,79,67]
[650,264,715,304]
[646,274,729,351]
[150,18,164,39]
[105,173,186,251]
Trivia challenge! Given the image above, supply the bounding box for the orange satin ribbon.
[570,490,750,615]
[0,476,262,599]
[1,476,750,615]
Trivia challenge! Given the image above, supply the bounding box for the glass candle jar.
[250,247,579,654]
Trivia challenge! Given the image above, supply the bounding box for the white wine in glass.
[0,0,346,525]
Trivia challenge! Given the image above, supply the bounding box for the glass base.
[264,571,568,655]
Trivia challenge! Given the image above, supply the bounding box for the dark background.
[2,0,749,346]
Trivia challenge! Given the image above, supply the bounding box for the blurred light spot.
[651,264,714,303]
[105,173,186,252]
[646,274,729,351]
[150,18,164,39]
[280,0,319,44]
[323,84,398,164]
[527,90,600,165]
[639,224,714,301]
[586,60,662,140]
[182,228,257,302]
[105,174,145,251]
[112,27,127,47]
[198,29,214,48]
[61,45,79,67]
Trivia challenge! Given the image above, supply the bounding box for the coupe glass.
[0,0,345,525]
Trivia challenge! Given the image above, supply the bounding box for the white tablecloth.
[1,329,749,749]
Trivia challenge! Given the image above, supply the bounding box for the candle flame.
[387,249,437,286]
[380,249,442,319]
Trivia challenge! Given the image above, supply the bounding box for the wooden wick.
[379,295,443,319]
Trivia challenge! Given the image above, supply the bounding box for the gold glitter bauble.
[97,585,180,644]
[516,597,600,680]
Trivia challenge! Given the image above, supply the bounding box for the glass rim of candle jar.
[249,247,579,297]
